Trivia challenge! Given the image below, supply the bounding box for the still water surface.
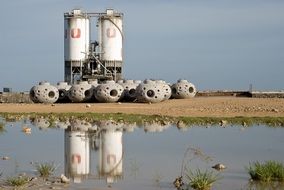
[0,117,283,190]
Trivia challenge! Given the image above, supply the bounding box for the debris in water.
[2,156,10,160]
[212,163,227,171]
[30,177,38,182]
[177,120,186,129]
[173,176,184,190]
[272,108,279,113]
[220,120,228,127]
[22,126,31,134]
[60,174,70,183]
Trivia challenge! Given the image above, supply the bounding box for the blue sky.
[0,0,283,91]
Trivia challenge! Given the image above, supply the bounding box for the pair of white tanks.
[64,120,123,184]
[29,79,196,104]
[64,9,123,84]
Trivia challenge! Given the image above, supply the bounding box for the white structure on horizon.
[64,9,124,84]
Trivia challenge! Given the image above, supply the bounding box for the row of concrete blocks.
[31,118,172,133]
[29,79,196,104]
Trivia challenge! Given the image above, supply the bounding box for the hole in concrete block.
[48,91,55,98]
[110,89,118,97]
[85,90,91,97]
[30,90,35,98]
[129,89,136,95]
[146,90,155,98]
[172,88,177,94]
[59,90,65,98]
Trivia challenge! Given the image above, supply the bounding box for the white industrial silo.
[64,9,90,84]
[64,127,90,183]
[98,9,123,81]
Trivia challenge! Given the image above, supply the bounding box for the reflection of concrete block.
[30,82,59,103]
[144,122,171,133]
[171,79,197,99]
[97,120,123,131]
[55,120,69,129]
[123,123,136,132]
[94,80,123,103]
[31,118,50,129]
[70,119,92,131]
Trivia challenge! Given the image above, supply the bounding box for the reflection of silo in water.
[99,125,123,184]
[64,126,90,183]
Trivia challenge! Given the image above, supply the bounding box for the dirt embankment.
[0,97,283,117]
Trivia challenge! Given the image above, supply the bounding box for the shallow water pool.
[0,117,283,190]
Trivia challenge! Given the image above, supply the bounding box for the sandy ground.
[0,97,283,117]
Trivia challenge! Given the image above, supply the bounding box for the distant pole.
[249,84,253,92]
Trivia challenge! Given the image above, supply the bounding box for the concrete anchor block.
[30,82,59,104]
[171,79,197,99]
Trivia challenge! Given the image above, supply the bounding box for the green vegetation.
[178,116,284,127]
[246,181,284,190]
[185,168,220,190]
[174,147,219,190]
[35,162,57,178]
[6,176,29,187]
[246,161,284,182]
[1,112,284,128]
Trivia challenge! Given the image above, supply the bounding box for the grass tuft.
[246,160,284,182]
[35,162,57,178]
[185,168,220,190]
[6,176,29,186]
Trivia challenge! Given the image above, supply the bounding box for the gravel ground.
[0,97,283,117]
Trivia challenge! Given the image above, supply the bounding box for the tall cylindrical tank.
[99,12,123,61]
[64,9,90,84]
[64,127,90,183]
[98,9,123,80]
